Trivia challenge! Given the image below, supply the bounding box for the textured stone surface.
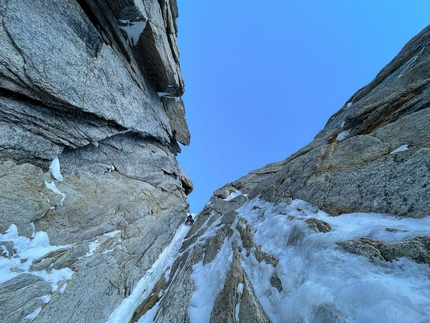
[0,0,189,163]
[0,274,52,323]
[338,236,430,264]
[0,1,191,322]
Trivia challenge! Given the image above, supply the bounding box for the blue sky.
[176,1,430,213]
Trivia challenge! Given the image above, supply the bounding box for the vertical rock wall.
[0,1,192,322]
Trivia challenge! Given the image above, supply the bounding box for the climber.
[185,214,194,226]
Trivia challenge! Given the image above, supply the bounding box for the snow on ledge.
[336,129,350,141]
[0,224,74,288]
[49,156,63,181]
[390,144,409,154]
[119,20,147,46]
[224,190,245,201]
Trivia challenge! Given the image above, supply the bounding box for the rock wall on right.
[217,25,430,217]
[128,25,430,323]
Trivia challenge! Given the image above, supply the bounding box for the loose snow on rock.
[49,156,63,181]
[234,197,430,323]
[188,237,233,322]
[336,129,350,141]
[119,20,147,46]
[23,307,42,320]
[44,181,66,206]
[390,144,409,154]
[0,224,74,322]
[397,46,426,78]
[224,190,245,201]
[107,223,191,323]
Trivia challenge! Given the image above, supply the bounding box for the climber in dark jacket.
[185,214,194,225]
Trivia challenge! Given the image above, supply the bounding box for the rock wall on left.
[0,1,192,322]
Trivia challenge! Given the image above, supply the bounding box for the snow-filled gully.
[130,193,430,323]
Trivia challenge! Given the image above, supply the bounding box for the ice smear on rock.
[188,237,233,322]
[390,144,409,154]
[45,181,66,206]
[49,156,63,181]
[119,20,147,46]
[0,224,74,294]
[234,197,430,323]
[106,224,191,323]
[110,194,430,323]
[23,307,42,320]
[336,129,350,141]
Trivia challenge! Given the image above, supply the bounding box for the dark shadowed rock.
[306,218,332,233]
[338,236,430,264]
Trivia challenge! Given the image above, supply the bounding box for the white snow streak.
[49,156,63,181]
[397,46,426,78]
[336,129,350,141]
[119,20,147,46]
[390,144,409,154]
[0,223,74,322]
[234,197,430,323]
[107,224,191,323]
[44,181,66,206]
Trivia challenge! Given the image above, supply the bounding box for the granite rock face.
[0,1,191,322]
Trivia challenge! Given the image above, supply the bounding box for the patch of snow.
[31,222,35,238]
[237,283,244,294]
[0,224,74,290]
[103,230,121,238]
[340,120,345,129]
[235,302,241,322]
[85,241,99,257]
[32,267,74,292]
[38,295,51,303]
[91,141,99,148]
[224,191,243,201]
[23,307,41,320]
[137,301,160,323]
[336,129,350,141]
[58,283,67,294]
[49,156,63,181]
[106,224,191,323]
[116,129,132,135]
[398,46,426,79]
[390,144,409,154]
[164,267,171,281]
[119,20,147,46]
[188,237,233,322]
[234,197,430,323]
[158,92,170,97]
[347,102,352,108]
[44,181,66,206]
